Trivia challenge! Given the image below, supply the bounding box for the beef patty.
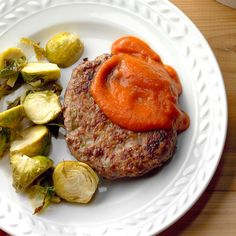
[63,54,177,179]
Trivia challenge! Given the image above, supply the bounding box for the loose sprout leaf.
[46,112,65,138]
[0,74,25,100]
[7,97,21,109]
[21,38,46,60]
[0,127,11,158]
[28,185,51,214]
[6,74,19,87]
[28,168,60,214]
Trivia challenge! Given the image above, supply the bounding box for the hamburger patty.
[63,54,177,179]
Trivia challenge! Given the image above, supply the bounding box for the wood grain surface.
[160,0,236,235]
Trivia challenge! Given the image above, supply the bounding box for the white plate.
[0,0,227,235]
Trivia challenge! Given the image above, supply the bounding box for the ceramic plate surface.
[0,0,227,235]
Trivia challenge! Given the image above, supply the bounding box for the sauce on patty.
[90,36,189,132]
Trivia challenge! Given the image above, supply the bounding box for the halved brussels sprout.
[21,62,60,87]
[0,47,27,70]
[0,105,25,128]
[10,125,50,157]
[23,90,61,124]
[10,154,53,192]
[46,32,84,68]
[0,48,27,84]
[53,161,99,203]
[0,127,10,158]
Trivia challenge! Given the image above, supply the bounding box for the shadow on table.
[158,136,234,236]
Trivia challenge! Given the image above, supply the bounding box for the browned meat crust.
[63,54,177,179]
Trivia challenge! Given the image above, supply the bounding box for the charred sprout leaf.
[10,125,51,157]
[0,82,12,98]
[46,32,84,68]
[7,96,21,110]
[10,154,53,192]
[53,161,99,203]
[27,185,60,214]
[20,38,46,60]
[21,62,61,87]
[0,127,11,158]
[23,90,61,124]
[0,105,25,128]
[6,74,18,87]
[39,82,63,96]
[0,74,25,100]
[46,113,64,138]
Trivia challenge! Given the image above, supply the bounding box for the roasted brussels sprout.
[53,161,99,203]
[10,154,53,192]
[23,90,61,124]
[0,105,25,128]
[0,48,27,87]
[21,62,60,87]
[0,127,10,158]
[10,125,50,157]
[46,32,84,68]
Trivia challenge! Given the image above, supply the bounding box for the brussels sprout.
[0,48,27,85]
[0,47,27,70]
[21,62,60,87]
[0,127,10,158]
[10,154,53,192]
[53,161,99,203]
[46,32,84,68]
[10,125,50,157]
[0,105,25,128]
[20,38,46,60]
[23,90,61,124]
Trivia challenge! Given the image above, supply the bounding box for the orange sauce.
[90,36,190,132]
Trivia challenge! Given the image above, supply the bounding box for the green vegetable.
[20,38,46,61]
[0,48,27,85]
[0,127,10,158]
[46,32,84,68]
[21,62,61,87]
[10,125,50,157]
[10,154,53,192]
[27,169,61,214]
[7,97,21,110]
[23,90,61,124]
[0,105,25,128]
[0,74,25,99]
[53,161,99,203]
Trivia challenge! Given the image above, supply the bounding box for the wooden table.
[160,0,236,235]
[0,1,235,236]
